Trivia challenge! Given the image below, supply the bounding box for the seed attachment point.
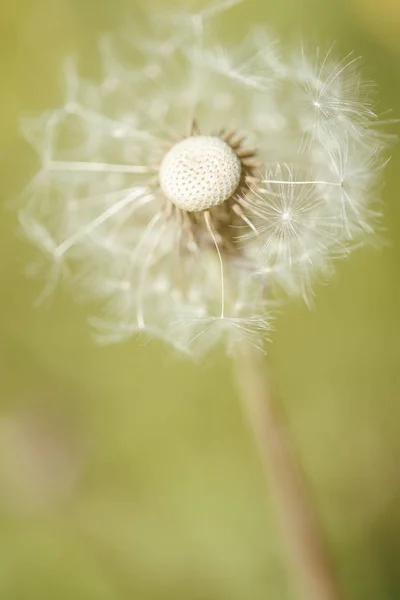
[159,136,242,212]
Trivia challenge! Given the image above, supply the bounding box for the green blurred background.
[1,1,400,598]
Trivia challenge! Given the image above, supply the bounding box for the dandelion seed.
[18,0,391,356]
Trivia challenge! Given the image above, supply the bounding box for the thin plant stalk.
[234,344,344,600]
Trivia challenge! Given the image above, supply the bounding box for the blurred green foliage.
[0,1,399,599]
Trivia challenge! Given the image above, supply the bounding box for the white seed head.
[159,136,242,212]
[18,3,389,357]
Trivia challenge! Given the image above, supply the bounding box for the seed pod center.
[160,136,242,212]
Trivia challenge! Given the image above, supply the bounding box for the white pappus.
[18,0,391,357]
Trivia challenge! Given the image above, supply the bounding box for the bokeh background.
[1,0,400,598]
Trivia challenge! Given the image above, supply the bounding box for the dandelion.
[18,0,389,357]
[17,3,393,599]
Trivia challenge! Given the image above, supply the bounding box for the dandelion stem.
[234,345,344,600]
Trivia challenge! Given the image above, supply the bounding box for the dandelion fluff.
[18,0,390,356]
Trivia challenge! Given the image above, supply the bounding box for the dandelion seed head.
[159,136,241,212]
[17,0,392,357]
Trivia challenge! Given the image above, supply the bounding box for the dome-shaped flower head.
[19,0,390,357]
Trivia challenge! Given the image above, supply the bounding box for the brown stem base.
[234,345,344,600]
